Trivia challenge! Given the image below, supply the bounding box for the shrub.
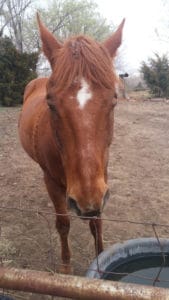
[0,37,38,106]
[140,53,169,98]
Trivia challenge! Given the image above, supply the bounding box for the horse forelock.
[50,35,117,94]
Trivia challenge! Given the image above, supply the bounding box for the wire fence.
[0,204,169,299]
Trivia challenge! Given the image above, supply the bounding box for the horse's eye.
[48,103,56,111]
[112,96,117,108]
[114,92,118,99]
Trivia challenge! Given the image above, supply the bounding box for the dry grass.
[128,89,151,101]
[1,96,169,298]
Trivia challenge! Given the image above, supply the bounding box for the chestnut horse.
[19,15,124,272]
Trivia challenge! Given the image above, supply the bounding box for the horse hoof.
[59,264,73,274]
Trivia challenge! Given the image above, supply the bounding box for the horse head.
[37,15,124,218]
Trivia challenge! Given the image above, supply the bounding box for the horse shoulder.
[23,77,48,103]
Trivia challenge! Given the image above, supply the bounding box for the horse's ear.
[103,19,125,57]
[37,13,62,68]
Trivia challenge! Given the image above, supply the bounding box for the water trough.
[86,238,169,288]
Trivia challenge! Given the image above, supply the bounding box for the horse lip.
[72,209,101,218]
[67,196,102,218]
[81,210,101,218]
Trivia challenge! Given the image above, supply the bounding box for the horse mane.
[50,35,117,93]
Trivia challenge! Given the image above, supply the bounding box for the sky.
[96,0,168,72]
[36,0,168,73]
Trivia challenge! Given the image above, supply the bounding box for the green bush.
[141,53,169,98]
[0,37,38,106]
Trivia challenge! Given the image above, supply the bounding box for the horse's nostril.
[68,197,76,209]
[67,197,81,216]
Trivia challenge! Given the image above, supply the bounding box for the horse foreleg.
[89,218,103,255]
[56,215,71,265]
[44,173,71,273]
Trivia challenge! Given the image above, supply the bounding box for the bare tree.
[0,0,7,36]
[0,0,33,52]
[0,0,6,14]
[154,0,169,44]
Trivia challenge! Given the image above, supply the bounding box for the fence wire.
[0,205,169,299]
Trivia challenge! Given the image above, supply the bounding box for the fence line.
[0,204,169,298]
[0,205,169,228]
[0,267,169,300]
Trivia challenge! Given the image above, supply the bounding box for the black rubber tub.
[0,296,15,300]
[86,238,169,288]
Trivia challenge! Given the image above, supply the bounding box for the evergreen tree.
[0,37,38,106]
[141,54,169,98]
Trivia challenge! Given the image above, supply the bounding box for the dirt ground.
[0,97,169,299]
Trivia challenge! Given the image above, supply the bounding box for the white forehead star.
[77,78,92,109]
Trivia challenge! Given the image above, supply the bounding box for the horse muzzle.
[68,196,101,218]
[67,189,109,218]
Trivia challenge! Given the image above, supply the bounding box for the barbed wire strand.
[152,223,166,286]
[1,205,169,228]
[0,204,169,296]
